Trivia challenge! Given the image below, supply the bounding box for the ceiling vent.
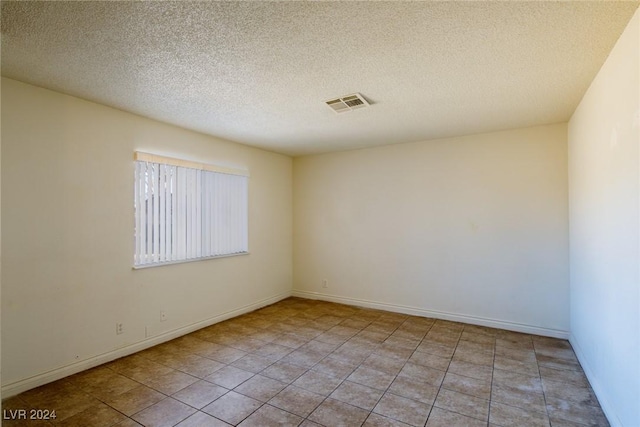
[325,93,370,113]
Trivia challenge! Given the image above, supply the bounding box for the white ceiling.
[2,1,638,156]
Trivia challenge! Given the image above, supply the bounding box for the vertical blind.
[134,154,248,267]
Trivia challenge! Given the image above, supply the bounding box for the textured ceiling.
[2,1,638,156]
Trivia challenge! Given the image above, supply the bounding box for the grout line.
[487,328,497,427]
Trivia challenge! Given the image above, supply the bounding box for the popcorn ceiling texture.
[1,1,638,156]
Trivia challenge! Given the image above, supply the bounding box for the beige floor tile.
[356,330,390,344]
[281,348,326,368]
[249,330,281,343]
[237,404,303,427]
[131,397,196,427]
[424,332,459,347]
[253,343,294,361]
[341,318,371,330]
[547,417,595,427]
[536,354,581,371]
[362,353,406,375]
[174,411,232,427]
[542,378,599,406]
[80,373,141,401]
[228,338,267,353]
[364,323,396,336]
[333,342,373,359]
[54,402,126,427]
[102,385,165,416]
[66,366,118,389]
[416,341,456,358]
[373,393,431,427]
[442,372,491,400]
[452,349,495,367]
[434,388,489,421]
[491,384,547,413]
[363,413,413,426]
[494,356,540,376]
[495,346,537,363]
[231,354,274,373]
[373,343,414,361]
[539,367,590,388]
[387,375,439,405]
[292,370,342,395]
[112,419,144,427]
[168,354,226,378]
[545,396,609,426]
[312,356,359,379]
[234,375,287,402]
[426,407,487,427]
[383,335,420,350]
[106,354,148,373]
[172,380,228,409]
[117,360,174,383]
[260,361,308,383]
[309,398,370,427]
[327,325,360,338]
[456,339,495,355]
[278,333,311,349]
[496,337,534,351]
[301,339,341,355]
[492,368,543,393]
[20,380,80,406]
[28,390,100,423]
[204,365,254,389]
[398,362,445,387]
[489,401,550,427]
[268,385,325,417]
[460,331,496,345]
[408,351,451,371]
[347,366,396,390]
[330,380,384,411]
[202,391,262,425]
[534,346,578,362]
[201,345,248,364]
[447,360,493,381]
[143,370,200,394]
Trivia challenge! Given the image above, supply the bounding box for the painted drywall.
[568,8,640,427]
[1,78,293,392]
[293,124,569,335]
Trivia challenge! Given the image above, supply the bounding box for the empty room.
[1,1,638,427]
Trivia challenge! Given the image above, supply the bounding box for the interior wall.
[568,8,639,427]
[0,78,293,393]
[293,123,569,336]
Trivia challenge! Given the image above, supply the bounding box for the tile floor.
[2,297,609,426]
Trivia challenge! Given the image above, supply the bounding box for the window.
[133,152,248,268]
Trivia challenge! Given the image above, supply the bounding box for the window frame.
[133,152,249,269]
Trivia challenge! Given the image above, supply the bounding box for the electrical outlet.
[322,279,328,288]
[160,310,167,322]
[116,323,124,335]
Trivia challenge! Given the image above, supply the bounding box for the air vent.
[325,93,370,113]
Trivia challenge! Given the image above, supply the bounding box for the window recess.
[133,152,249,268]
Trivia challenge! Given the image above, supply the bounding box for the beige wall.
[294,123,569,336]
[1,78,293,393]
[568,8,639,426]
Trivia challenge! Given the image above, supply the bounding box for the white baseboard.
[569,334,619,427]
[2,292,291,398]
[292,289,569,339]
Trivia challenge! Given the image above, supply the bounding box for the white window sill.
[133,251,249,270]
